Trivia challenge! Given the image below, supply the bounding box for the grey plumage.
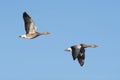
[19,12,50,39]
[71,44,85,66]
[23,12,36,34]
[65,44,98,66]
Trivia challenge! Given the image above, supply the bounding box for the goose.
[19,12,50,39]
[65,44,98,66]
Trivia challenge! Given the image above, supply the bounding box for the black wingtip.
[80,63,84,67]
[23,12,31,18]
[77,59,84,67]
[23,12,27,15]
[73,57,76,60]
[77,56,85,67]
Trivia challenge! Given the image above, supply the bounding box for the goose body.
[65,44,98,66]
[19,12,50,39]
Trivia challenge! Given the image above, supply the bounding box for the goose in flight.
[19,12,50,39]
[65,44,98,66]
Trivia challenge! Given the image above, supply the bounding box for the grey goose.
[65,44,98,66]
[19,12,50,39]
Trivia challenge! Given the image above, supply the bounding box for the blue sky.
[0,0,120,80]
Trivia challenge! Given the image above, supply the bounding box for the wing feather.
[77,47,85,66]
[23,12,36,34]
[71,46,79,60]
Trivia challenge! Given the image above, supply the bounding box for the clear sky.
[0,0,120,80]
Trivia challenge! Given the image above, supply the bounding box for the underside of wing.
[77,51,85,66]
[71,46,79,60]
[23,12,36,34]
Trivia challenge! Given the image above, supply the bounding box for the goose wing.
[23,12,37,34]
[71,46,80,60]
[77,47,85,66]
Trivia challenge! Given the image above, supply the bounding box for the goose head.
[65,48,72,52]
[19,34,27,38]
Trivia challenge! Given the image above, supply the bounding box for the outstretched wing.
[71,46,79,60]
[77,47,85,66]
[23,12,37,34]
